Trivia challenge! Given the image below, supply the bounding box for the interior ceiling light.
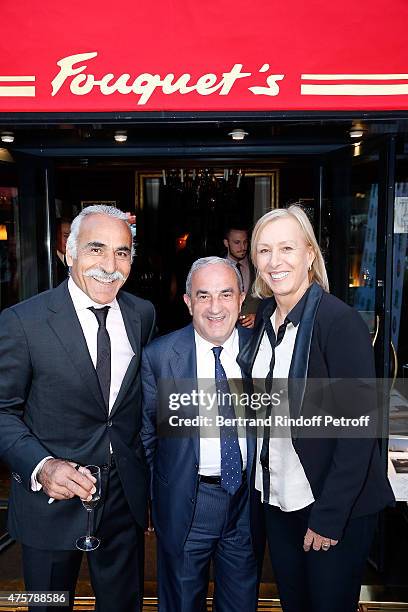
[114,130,127,143]
[349,125,364,139]
[1,131,14,143]
[228,128,248,141]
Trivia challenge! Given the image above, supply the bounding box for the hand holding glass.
[76,465,101,551]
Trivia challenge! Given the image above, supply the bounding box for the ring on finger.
[322,541,330,550]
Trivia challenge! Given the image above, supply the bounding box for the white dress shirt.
[57,250,66,265]
[31,277,134,491]
[195,329,247,476]
[67,277,134,412]
[253,311,314,511]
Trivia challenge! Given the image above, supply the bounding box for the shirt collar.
[68,277,119,312]
[262,283,313,328]
[227,254,249,269]
[194,327,238,358]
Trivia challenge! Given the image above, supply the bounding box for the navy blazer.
[237,283,395,540]
[141,323,263,556]
[0,280,156,549]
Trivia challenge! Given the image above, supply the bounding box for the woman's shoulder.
[316,290,368,335]
[314,290,374,371]
[318,290,352,316]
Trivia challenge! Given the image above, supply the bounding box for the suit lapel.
[110,355,137,417]
[237,326,257,478]
[170,325,199,463]
[118,293,142,358]
[288,282,323,419]
[169,324,197,388]
[237,302,273,377]
[109,294,142,417]
[46,281,107,415]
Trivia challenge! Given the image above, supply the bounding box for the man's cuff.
[30,456,53,491]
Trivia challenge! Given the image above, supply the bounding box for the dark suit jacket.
[141,324,264,557]
[227,256,260,317]
[54,254,69,286]
[0,280,155,549]
[238,283,395,540]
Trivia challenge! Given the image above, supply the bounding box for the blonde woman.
[238,205,394,612]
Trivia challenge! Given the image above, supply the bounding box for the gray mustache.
[83,268,126,282]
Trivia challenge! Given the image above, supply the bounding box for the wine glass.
[75,465,101,551]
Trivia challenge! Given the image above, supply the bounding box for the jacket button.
[107,420,112,427]
[195,463,198,470]
[190,498,195,503]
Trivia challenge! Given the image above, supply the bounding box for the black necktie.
[260,314,289,472]
[212,346,242,495]
[264,316,288,395]
[236,262,244,291]
[88,306,111,409]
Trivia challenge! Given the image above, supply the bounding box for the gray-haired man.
[142,257,263,612]
[0,205,155,612]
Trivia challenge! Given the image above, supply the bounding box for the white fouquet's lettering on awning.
[50,52,285,105]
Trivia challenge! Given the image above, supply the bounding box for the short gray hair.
[66,205,134,261]
[185,256,244,297]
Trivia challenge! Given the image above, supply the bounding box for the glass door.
[322,135,397,492]
[323,136,397,582]
[388,137,408,473]
[323,136,395,388]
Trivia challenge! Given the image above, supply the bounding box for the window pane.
[0,186,20,309]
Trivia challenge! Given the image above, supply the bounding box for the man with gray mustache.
[0,205,156,612]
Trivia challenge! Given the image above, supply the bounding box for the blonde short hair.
[251,205,329,298]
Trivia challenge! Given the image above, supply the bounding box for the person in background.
[55,217,71,285]
[0,205,155,612]
[238,205,395,612]
[224,226,259,328]
[142,257,263,612]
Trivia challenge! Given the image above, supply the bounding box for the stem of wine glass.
[86,509,93,541]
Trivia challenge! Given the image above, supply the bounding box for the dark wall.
[55,167,136,217]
